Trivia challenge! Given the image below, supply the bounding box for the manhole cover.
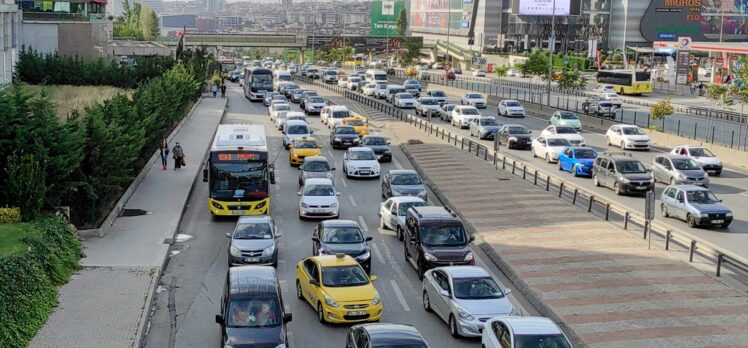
[120,208,150,217]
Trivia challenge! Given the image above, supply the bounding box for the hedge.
[0,216,84,348]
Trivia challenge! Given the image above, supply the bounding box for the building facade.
[1,0,20,86]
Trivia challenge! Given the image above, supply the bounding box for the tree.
[395,8,408,37]
[556,69,586,104]
[401,39,422,65]
[495,65,510,78]
[4,153,46,220]
[519,49,548,82]
[650,98,674,127]
[139,5,159,41]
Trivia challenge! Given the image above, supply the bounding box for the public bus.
[243,67,274,101]
[203,124,275,216]
[596,70,653,95]
[220,59,237,74]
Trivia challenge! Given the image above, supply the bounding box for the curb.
[399,143,589,348]
[78,97,205,239]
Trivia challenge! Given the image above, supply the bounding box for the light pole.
[546,0,556,106]
[446,9,451,66]
[622,0,628,69]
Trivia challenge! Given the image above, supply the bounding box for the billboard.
[371,0,406,36]
[511,0,582,16]
[307,36,423,52]
[640,0,748,42]
[410,0,476,36]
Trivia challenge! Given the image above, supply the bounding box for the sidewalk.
[30,96,226,348]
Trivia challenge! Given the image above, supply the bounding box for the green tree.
[495,65,510,77]
[650,98,674,124]
[557,69,586,103]
[4,153,46,220]
[401,39,422,65]
[395,8,408,37]
[139,5,159,40]
[519,49,548,82]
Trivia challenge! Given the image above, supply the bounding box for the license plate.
[360,171,370,175]
[636,186,648,190]
[712,219,724,224]
[348,311,367,316]
[245,257,259,262]
[231,210,245,215]
[310,209,322,213]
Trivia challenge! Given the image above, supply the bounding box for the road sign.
[486,63,493,73]
[677,37,692,50]
[645,190,656,220]
[563,57,569,65]
[471,57,487,65]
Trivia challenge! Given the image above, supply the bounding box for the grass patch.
[0,223,34,257]
[23,85,127,119]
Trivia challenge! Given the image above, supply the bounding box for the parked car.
[439,104,456,121]
[497,124,532,149]
[346,323,430,348]
[469,116,501,139]
[540,125,586,146]
[549,111,582,131]
[471,70,486,77]
[298,155,334,186]
[312,220,373,273]
[361,135,392,162]
[605,125,650,150]
[481,316,573,348]
[330,125,361,149]
[497,100,525,117]
[394,93,417,108]
[460,93,487,108]
[652,154,710,187]
[557,147,597,176]
[381,169,427,200]
[442,69,456,80]
[414,97,442,116]
[592,153,654,195]
[670,145,723,175]
[661,185,732,228]
[298,178,340,219]
[425,89,448,105]
[594,85,617,94]
[532,137,572,163]
[343,147,381,179]
[378,197,427,240]
[422,266,517,337]
[226,215,280,266]
[451,106,481,128]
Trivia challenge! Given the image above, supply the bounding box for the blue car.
[558,147,597,176]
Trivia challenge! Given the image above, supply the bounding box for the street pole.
[446,7,451,67]
[622,0,628,69]
[547,0,556,106]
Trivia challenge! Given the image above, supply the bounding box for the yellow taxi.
[341,115,369,136]
[289,137,321,166]
[295,254,382,324]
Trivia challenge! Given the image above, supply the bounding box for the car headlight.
[464,252,474,262]
[275,344,286,348]
[334,137,341,142]
[508,136,517,142]
[353,138,360,143]
[371,292,381,305]
[330,202,338,208]
[301,202,309,208]
[693,211,702,217]
[230,245,241,257]
[678,173,688,179]
[384,149,392,153]
[262,245,275,256]
[620,177,631,183]
[509,307,520,316]
[726,212,733,217]
[457,308,475,321]
[323,294,339,308]
[423,252,437,262]
[356,250,371,261]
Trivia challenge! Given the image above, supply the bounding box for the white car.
[481,316,573,348]
[598,92,622,107]
[343,147,381,179]
[594,85,617,94]
[460,93,487,108]
[321,105,351,127]
[671,145,723,175]
[472,70,486,77]
[425,89,448,105]
[506,68,520,77]
[414,97,441,116]
[451,106,481,128]
[393,93,416,108]
[337,76,349,88]
[374,83,390,99]
[605,125,651,150]
[378,197,427,240]
[282,119,311,148]
[540,125,586,146]
[298,178,340,219]
[269,103,291,121]
[347,77,362,90]
[532,136,572,163]
[362,83,377,96]
[304,96,327,115]
[274,111,290,130]
[497,100,526,117]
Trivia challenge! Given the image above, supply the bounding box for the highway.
[300,80,748,261]
[143,83,538,348]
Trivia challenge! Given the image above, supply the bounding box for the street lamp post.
[546,0,556,106]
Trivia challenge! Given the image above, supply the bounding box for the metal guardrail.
[295,75,748,285]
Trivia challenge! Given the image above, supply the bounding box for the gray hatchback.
[381,170,427,201]
[226,215,280,267]
[652,154,709,187]
[298,156,335,187]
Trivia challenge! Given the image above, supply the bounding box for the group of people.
[211,83,227,98]
[159,139,186,171]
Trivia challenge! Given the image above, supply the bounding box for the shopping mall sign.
[640,0,748,42]
[371,0,405,36]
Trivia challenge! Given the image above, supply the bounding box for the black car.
[346,323,430,348]
[284,87,301,99]
[497,124,532,150]
[312,220,373,273]
[215,266,292,348]
[592,153,655,195]
[403,206,474,280]
[330,125,361,149]
[361,135,392,162]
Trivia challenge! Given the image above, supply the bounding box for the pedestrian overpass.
[164,33,307,48]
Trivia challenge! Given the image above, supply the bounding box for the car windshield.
[453,277,504,299]
[507,126,530,134]
[273,96,288,101]
[622,127,645,135]
[378,84,388,88]
[672,158,702,170]
[227,297,281,328]
[547,139,571,147]
[303,160,330,172]
[467,94,482,99]
[292,90,303,95]
[420,225,466,246]
[461,108,480,115]
[556,127,577,134]
[397,201,427,216]
[293,140,317,149]
[397,94,414,99]
[326,71,337,75]
[372,344,428,348]
[444,105,455,111]
[285,84,299,90]
[346,119,365,126]
[431,91,446,97]
[349,151,376,160]
[391,88,406,94]
[480,118,499,126]
[363,137,387,146]
[506,101,521,107]
[420,99,438,105]
[308,97,325,103]
[391,174,422,185]
[575,149,597,158]
[559,112,578,120]
[304,92,318,97]
[687,190,720,204]
[276,105,291,111]
[616,161,648,174]
[233,222,273,239]
[303,184,335,196]
[332,111,350,119]
[350,78,361,82]
[336,126,356,134]
[514,334,572,348]
[688,147,715,157]
[321,265,369,287]
[287,125,308,134]
[321,226,364,243]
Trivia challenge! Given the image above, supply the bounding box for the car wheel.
[687,214,697,228]
[296,280,303,299]
[605,136,611,146]
[417,258,425,280]
[379,216,386,230]
[423,291,432,312]
[614,182,623,195]
[317,302,326,323]
[593,175,600,187]
[546,153,551,163]
[449,315,460,338]
[532,148,537,157]
[661,204,669,217]
[558,161,563,171]
[620,141,625,149]
[572,165,579,177]
[397,226,403,241]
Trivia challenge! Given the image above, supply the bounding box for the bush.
[4,154,45,221]
[0,207,21,223]
[0,216,83,348]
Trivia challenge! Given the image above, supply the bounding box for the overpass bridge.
[164,33,307,48]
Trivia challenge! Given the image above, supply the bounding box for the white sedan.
[393,93,416,108]
[472,70,486,77]
[343,147,381,179]
[298,178,340,219]
[540,125,586,146]
[337,77,349,88]
[497,100,525,117]
[362,83,377,96]
[532,136,572,163]
[594,85,617,94]
[378,197,427,240]
[460,93,487,108]
[605,125,651,150]
[269,103,291,121]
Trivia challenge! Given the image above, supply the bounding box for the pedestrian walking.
[690,83,696,95]
[172,142,185,170]
[220,84,227,98]
[159,139,170,171]
[211,84,218,98]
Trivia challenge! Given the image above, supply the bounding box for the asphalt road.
[143,83,537,348]
[303,80,748,261]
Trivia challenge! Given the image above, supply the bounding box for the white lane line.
[378,241,410,282]
[390,280,411,311]
[392,156,405,170]
[340,177,349,188]
[371,242,385,264]
[348,195,358,207]
[358,215,369,232]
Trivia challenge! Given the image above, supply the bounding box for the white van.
[365,69,388,84]
[273,71,293,91]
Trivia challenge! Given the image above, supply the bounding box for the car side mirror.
[283,313,293,323]
[225,232,232,238]
[309,279,319,286]
[469,235,475,243]
[365,236,373,242]
[297,191,302,196]
[312,237,319,243]
[370,275,378,282]
[331,167,336,171]
[215,314,224,325]
[298,166,303,170]
[439,289,450,297]
[504,288,512,295]
[719,199,723,202]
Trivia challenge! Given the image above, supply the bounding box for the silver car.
[422,266,517,338]
[652,154,709,187]
[378,197,427,240]
[298,156,335,187]
[226,215,280,267]
[439,104,456,121]
[661,185,732,228]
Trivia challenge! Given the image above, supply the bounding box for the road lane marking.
[348,195,358,207]
[340,177,349,188]
[378,241,410,282]
[358,215,369,232]
[390,280,411,311]
[377,228,396,237]
[371,242,385,264]
[392,156,405,169]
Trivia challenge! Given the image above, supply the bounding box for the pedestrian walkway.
[30,96,226,348]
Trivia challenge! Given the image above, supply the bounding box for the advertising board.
[410,0,476,35]
[640,0,748,43]
[511,0,582,16]
[307,36,423,52]
[370,0,406,36]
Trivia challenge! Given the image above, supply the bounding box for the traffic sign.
[471,57,487,65]
[645,190,656,220]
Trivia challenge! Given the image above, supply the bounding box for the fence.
[296,74,748,284]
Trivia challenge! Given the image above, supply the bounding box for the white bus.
[365,69,388,84]
[244,67,274,101]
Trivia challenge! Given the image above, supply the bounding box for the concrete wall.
[22,22,59,53]
[23,21,109,59]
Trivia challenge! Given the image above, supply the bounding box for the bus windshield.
[250,74,273,91]
[210,161,268,200]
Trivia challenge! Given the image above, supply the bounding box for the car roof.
[349,146,374,152]
[454,105,477,109]
[228,266,279,297]
[676,145,705,149]
[619,124,640,128]
[389,169,418,175]
[304,178,333,185]
[503,99,521,103]
[237,215,273,224]
[314,254,360,267]
[321,219,360,228]
[440,266,490,278]
[329,105,348,110]
[293,136,316,142]
[356,323,427,343]
[670,184,710,191]
[658,154,690,160]
[362,135,386,139]
[388,196,426,204]
[411,206,458,220]
[302,155,327,162]
[499,317,563,336]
